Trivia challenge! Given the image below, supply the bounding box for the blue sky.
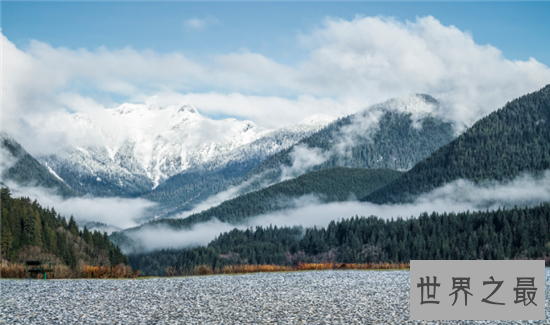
[3,1,549,66]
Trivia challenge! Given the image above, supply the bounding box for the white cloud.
[0,142,18,177]
[280,144,331,181]
[125,220,244,253]
[6,182,157,230]
[184,17,219,30]
[2,15,549,157]
[297,15,549,126]
[246,171,550,230]
[184,92,349,129]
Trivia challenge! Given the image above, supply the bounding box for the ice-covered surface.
[1,270,548,324]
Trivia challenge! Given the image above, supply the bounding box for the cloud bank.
[6,182,156,231]
[3,15,548,157]
[124,171,550,252]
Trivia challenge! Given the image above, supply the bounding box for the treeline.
[240,105,455,192]
[0,187,128,270]
[129,226,303,276]
[366,85,550,204]
[129,203,550,276]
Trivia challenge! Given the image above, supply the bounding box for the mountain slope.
[111,167,402,253]
[140,120,334,216]
[38,103,332,200]
[1,133,77,197]
[364,85,550,204]
[0,187,127,267]
[124,167,402,232]
[237,94,456,193]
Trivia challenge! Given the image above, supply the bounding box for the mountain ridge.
[236,94,456,193]
[363,84,550,204]
[37,102,334,199]
[0,132,78,198]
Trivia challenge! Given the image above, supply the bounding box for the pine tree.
[57,232,69,264]
[68,216,79,236]
[83,227,93,245]
[21,207,36,247]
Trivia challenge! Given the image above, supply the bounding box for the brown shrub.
[82,264,138,279]
[222,264,293,274]
[0,260,79,279]
[1,259,28,278]
[184,262,409,277]
[194,265,213,275]
[296,262,409,271]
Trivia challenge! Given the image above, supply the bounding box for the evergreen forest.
[365,85,550,204]
[0,187,128,269]
[140,159,263,217]
[145,167,402,229]
[129,203,550,276]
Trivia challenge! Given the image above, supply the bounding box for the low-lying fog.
[124,171,550,252]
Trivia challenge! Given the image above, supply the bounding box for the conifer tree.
[68,216,79,236]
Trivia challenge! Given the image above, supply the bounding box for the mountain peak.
[299,114,336,126]
[369,93,439,117]
[177,103,197,114]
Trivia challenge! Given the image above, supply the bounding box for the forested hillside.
[156,168,401,228]
[0,187,128,269]
[111,168,401,253]
[238,97,455,193]
[1,133,78,197]
[365,85,550,204]
[140,160,262,217]
[129,203,550,275]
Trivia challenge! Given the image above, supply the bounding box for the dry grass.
[0,260,75,279]
[82,264,140,279]
[294,262,410,271]
[221,264,293,274]
[169,262,411,276]
[1,260,139,279]
[1,260,28,278]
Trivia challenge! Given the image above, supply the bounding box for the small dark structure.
[26,260,53,280]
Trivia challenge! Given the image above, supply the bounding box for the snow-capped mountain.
[37,101,334,198]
